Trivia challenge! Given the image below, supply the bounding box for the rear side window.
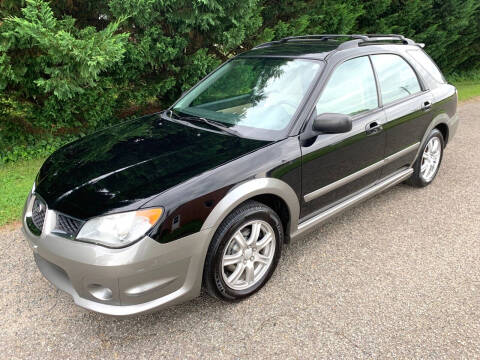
[408,49,446,84]
[371,54,421,104]
[316,56,378,116]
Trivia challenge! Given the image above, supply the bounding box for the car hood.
[35,114,270,219]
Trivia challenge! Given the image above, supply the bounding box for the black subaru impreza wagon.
[23,34,458,315]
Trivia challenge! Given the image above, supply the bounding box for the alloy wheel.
[221,220,276,291]
[420,137,442,182]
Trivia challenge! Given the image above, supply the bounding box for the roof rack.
[253,35,366,49]
[253,34,417,50]
[280,34,369,42]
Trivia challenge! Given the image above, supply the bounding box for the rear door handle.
[423,100,432,111]
[365,121,383,136]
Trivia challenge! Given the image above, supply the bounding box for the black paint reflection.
[36,114,269,219]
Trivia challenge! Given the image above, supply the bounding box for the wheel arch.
[412,113,451,165]
[250,193,291,242]
[435,123,449,144]
[201,178,300,241]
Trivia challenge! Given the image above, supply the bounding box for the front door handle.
[365,121,383,136]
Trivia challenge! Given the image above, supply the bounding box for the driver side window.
[316,56,378,116]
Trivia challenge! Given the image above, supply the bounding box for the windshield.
[172,57,322,140]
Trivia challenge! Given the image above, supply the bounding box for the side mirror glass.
[313,113,352,133]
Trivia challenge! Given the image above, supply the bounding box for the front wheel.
[406,128,444,187]
[203,201,283,301]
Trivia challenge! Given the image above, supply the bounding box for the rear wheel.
[406,128,444,187]
[203,201,283,300]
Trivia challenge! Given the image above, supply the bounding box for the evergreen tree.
[355,0,480,72]
[1,0,479,162]
[0,0,127,149]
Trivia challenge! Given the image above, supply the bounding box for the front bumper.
[22,195,212,316]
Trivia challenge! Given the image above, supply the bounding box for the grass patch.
[0,158,45,226]
[449,69,480,102]
[453,81,480,102]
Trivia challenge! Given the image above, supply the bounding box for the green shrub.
[0,0,127,158]
[447,69,480,83]
[1,0,479,164]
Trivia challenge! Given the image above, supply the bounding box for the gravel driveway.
[1,100,479,359]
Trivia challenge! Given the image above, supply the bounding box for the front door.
[300,56,386,219]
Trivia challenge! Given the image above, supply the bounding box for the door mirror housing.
[313,113,352,134]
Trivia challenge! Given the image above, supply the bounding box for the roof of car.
[238,34,422,60]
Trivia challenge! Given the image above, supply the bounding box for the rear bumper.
[447,113,459,144]
[22,198,212,316]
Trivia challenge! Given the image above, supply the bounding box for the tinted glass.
[173,58,321,139]
[371,54,421,104]
[408,49,446,84]
[316,56,378,116]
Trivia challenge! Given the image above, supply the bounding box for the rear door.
[300,56,386,219]
[370,53,434,177]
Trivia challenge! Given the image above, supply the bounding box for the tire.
[203,200,283,301]
[406,128,444,187]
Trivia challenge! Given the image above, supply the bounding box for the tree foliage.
[1,0,479,162]
[0,0,127,158]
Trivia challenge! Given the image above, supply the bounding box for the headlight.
[76,208,163,248]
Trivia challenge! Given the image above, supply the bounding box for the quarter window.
[371,54,421,104]
[408,49,446,84]
[316,56,378,116]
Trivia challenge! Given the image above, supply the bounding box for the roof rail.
[253,34,418,50]
[280,34,369,42]
[339,34,416,51]
[253,34,368,49]
[363,34,415,45]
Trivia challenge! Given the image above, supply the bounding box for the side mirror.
[313,113,352,134]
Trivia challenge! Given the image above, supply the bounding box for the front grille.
[56,213,84,236]
[31,198,47,232]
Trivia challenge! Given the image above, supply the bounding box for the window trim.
[311,55,382,120]
[298,49,431,137]
[369,55,383,108]
[285,59,326,135]
[299,54,383,135]
[369,53,425,107]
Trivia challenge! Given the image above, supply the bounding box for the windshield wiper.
[169,112,241,137]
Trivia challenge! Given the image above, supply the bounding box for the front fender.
[201,178,300,238]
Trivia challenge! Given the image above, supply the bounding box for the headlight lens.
[76,208,163,248]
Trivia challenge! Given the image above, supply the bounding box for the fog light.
[87,284,113,301]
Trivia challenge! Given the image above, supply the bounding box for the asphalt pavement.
[1,99,479,359]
